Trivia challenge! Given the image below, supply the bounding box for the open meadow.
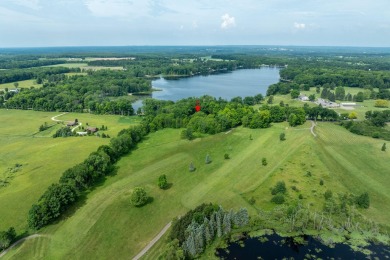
[2,118,389,259]
[0,110,140,232]
[0,80,43,91]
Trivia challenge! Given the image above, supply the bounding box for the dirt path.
[132,221,172,260]
[310,120,317,137]
[50,112,81,132]
[0,234,46,258]
[51,112,68,122]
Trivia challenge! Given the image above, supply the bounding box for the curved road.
[132,221,172,260]
[0,234,46,258]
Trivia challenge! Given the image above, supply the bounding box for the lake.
[216,233,390,259]
[132,68,280,110]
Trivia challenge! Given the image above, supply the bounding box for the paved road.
[132,221,172,260]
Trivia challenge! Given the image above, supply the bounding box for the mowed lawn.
[0,110,140,232]
[2,119,390,259]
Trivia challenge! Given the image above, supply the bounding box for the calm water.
[132,68,280,110]
[216,234,390,259]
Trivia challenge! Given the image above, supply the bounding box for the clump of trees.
[341,110,390,140]
[166,204,249,258]
[52,127,73,138]
[271,181,287,204]
[0,227,16,251]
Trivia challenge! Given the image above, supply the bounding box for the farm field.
[0,110,140,232]
[3,119,389,259]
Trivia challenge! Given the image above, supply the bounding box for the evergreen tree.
[204,218,212,244]
[209,214,216,238]
[205,154,211,164]
[382,143,386,151]
[216,210,222,237]
[222,212,232,235]
[233,208,249,227]
[195,225,205,254]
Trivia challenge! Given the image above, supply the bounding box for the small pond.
[216,233,390,259]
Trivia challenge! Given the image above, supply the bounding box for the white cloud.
[221,13,235,29]
[294,22,306,29]
[84,0,140,17]
[12,0,41,10]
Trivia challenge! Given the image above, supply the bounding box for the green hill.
[2,120,389,259]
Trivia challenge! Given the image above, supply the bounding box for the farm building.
[86,127,98,133]
[67,121,78,127]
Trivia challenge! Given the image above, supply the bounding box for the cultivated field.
[3,119,389,259]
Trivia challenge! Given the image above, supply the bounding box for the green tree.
[382,143,386,151]
[291,89,300,99]
[271,181,286,195]
[280,132,286,141]
[324,189,333,200]
[335,86,346,100]
[355,91,365,102]
[262,157,267,166]
[0,227,16,250]
[158,174,168,189]
[355,192,370,209]
[224,153,230,160]
[131,187,148,207]
[267,95,274,104]
[309,94,316,101]
[271,194,285,204]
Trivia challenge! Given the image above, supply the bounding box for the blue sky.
[0,0,389,47]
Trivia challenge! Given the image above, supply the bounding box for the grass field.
[0,110,140,233]
[2,118,389,259]
[0,80,43,91]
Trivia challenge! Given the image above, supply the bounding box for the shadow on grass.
[163,183,173,190]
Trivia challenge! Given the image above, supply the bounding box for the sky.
[0,0,389,48]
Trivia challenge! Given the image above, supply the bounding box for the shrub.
[249,197,256,205]
[189,162,196,172]
[205,154,212,164]
[158,174,168,189]
[131,187,148,207]
[355,192,370,209]
[271,194,285,204]
[298,194,304,199]
[324,189,333,200]
[280,132,286,141]
[271,181,286,195]
[319,179,324,186]
[262,157,267,166]
[224,153,230,160]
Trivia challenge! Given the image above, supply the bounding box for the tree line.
[4,70,147,114]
